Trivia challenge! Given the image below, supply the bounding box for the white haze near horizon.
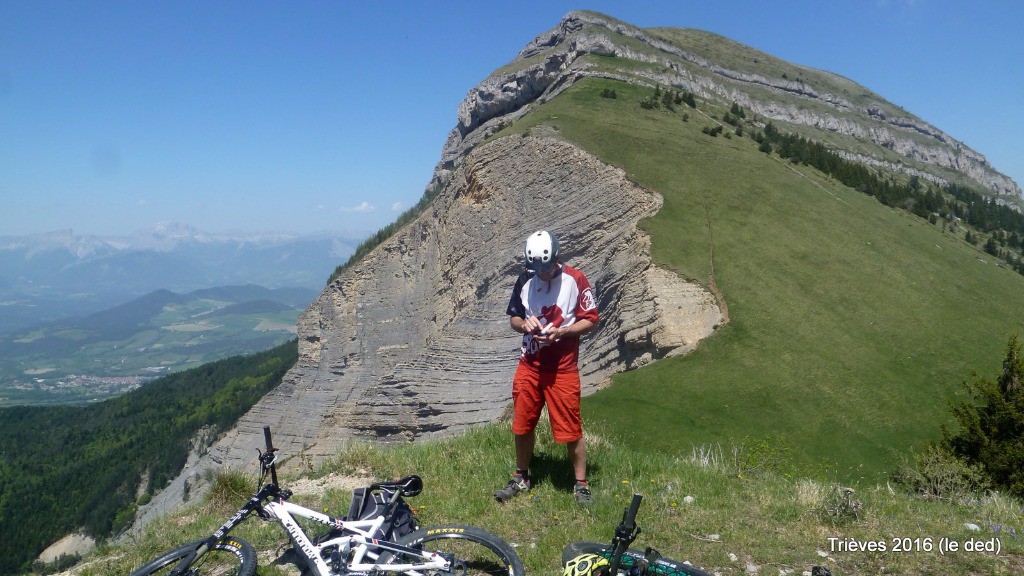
[1,0,1021,239]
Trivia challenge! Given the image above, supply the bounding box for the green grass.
[73,422,1024,575]
[499,78,1024,483]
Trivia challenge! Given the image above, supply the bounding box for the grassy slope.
[504,78,1024,482]
[81,424,1024,576]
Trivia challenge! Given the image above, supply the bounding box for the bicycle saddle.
[371,475,423,497]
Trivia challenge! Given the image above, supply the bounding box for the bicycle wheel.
[562,541,713,576]
[128,537,256,576]
[383,524,525,576]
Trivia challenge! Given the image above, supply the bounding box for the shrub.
[732,435,795,478]
[639,96,660,110]
[817,484,863,525]
[202,470,254,515]
[890,444,988,502]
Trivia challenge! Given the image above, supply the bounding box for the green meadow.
[505,78,1024,482]
[79,422,1024,575]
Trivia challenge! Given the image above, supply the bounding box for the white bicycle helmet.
[524,230,560,273]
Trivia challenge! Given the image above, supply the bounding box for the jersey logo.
[580,288,596,311]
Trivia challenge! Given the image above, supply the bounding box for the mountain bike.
[129,426,525,576]
[562,494,713,576]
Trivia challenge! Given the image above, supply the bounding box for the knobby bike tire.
[381,524,525,576]
[128,536,256,576]
[562,541,713,576]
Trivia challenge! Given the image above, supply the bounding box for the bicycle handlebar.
[622,494,642,530]
[263,426,279,488]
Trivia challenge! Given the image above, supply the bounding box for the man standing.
[496,230,599,507]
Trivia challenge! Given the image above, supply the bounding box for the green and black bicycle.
[561,494,714,576]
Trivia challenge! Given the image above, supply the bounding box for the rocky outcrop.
[136,134,722,527]
[233,134,721,456]
[433,11,1020,204]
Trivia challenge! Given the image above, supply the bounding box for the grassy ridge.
[503,78,1024,481]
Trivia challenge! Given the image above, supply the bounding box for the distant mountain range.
[0,223,361,332]
[0,283,319,406]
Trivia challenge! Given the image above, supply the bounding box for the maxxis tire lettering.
[424,527,465,536]
[388,523,525,576]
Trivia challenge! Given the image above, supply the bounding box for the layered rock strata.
[227,134,722,459]
[136,134,722,527]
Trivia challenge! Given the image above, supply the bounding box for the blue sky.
[2,1,1021,238]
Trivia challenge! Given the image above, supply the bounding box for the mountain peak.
[433,10,1020,207]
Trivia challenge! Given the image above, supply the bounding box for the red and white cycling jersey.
[506,264,599,373]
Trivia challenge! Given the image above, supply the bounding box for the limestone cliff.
[135,134,722,527]
[215,133,721,459]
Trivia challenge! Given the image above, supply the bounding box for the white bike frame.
[263,498,449,576]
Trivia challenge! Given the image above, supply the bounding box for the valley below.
[0,285,316,406]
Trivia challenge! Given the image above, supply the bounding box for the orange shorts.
[512,365,582,443]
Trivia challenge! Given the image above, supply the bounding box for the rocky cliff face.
[224,133,721,457]
[136,134,722,527]
[434,11,1020,205]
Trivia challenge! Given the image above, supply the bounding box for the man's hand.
[521,315,545,335]
[533,323,561,345]
[512,316,594,343]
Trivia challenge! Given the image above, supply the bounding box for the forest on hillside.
[0,339,298,575]
[756,121,1024,263]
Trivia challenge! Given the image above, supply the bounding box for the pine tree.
[943,335,1024,497]
[985,236,1000,256]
